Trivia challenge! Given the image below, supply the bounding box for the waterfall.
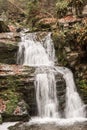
[17,33,53,66]
[56,67,86,118]
[17,32,86,119]
[35,72,59,117]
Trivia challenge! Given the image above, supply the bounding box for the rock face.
[0,64,35,122]
[0,64,66,122]
[0,32,66,122]
[52,30,87,107]
[0,33,20,64]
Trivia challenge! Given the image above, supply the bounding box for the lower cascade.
[17,32,86,121]
[35,71,60,118]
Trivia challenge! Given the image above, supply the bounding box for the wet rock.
[0,114,2,124]
[9,121,87,130]
[56,76,66,116]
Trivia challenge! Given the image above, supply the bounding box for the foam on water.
[0,122,17,130]
[35,72,60,117]
[28,117,87,126]
[17,33,54,66]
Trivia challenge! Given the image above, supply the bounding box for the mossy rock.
[0,64,36,121]
[0,88,29,122]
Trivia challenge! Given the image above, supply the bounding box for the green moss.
[56,0,70,18]
[79,80,87,90]
[6,92,20,114]
[52,31,68,65]
[52,23,87,66]
[0,89,20,115]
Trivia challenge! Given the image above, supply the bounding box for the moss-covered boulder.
[0,93,28,122]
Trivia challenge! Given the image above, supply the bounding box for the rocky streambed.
[8,120,87,130]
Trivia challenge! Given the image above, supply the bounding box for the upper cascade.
[17,32,55,66]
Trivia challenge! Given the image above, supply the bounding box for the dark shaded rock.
[56,75,66,117]
[2,113,29,122]
[0,114,2,124]
[0,20,10,33]
[0,33,20,64]
[0,42,18,64]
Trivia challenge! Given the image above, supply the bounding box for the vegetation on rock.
[56,0,86,18]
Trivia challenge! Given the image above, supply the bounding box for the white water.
[28,117,87,126]
[43,33,55,62]
[17,33,53,66]
[17,32,59,118]
[0,122,17,130]
[56,67,86,118]
[17,32,86,121]
[35,72,59,117]
[0,32,86,130]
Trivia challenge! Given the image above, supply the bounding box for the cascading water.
[56,67,86,118]
[35,72,59,117]
[17,32,86,120]
[17,33,52,66]
[17,32,60,118]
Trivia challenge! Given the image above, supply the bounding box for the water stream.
[17,32,86,121]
